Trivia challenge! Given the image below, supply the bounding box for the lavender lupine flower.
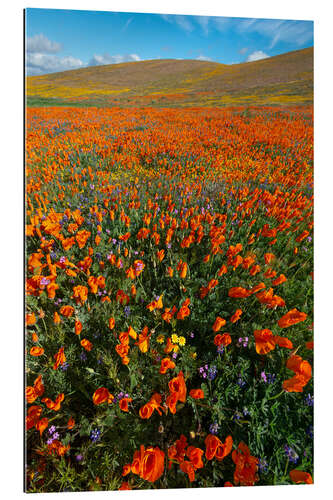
[261,371,268,383]
[172,352,178,360]
[59,256,66,264]
[284,445,299,464]
[80,352,87,362]
[76,454,83,462]
[52,432,60,440]
[217,344,224,354]
[209,422,220,435]
[258,458,268,473]
[48,425,56,435]
[266,373,276,384]
[47,438,54,445]
[60,362,69,371]
[124,306,131,318]
[90,429,101,442]
[189,332,195,338]
[304,393,314,406]
[208,365,217,381]
[237,377,246,388]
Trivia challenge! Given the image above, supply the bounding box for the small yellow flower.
[173,345,179,353]
[171,334,179,344]
[156,334,165,344]
[178,336,186,346]
[191,352,197,359]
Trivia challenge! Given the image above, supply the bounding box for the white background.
[0,1,332,499]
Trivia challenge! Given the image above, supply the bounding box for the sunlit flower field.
[25,105,313,492]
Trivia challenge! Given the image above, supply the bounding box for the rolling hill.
[26,46,313,107]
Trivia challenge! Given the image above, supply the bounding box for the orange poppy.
[289,469,313,484]
[169,371,187,403]
[228,287,250,298]
[232,442,259,486]
[67,417,75,429]
[81,338,93,351]
[30,346,44,357]
[42,393,64,411]
[53,346,66,370]
[35,417,48,436]
[230,309,243,323]
[59,305,74,317]
[160,357,176,374]
[93,387,110,405]
[26,312,36,326]
[214,333,232,347]
[189,389,204,399]
[119,397,132,412]
[212,317,226,332]
[74,320,82,335]
[278,308,307,328]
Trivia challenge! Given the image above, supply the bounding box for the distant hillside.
[26,47,313,107]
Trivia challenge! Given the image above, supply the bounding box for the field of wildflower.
[25,104,313,492]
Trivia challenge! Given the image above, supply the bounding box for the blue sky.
[25,8,313,75]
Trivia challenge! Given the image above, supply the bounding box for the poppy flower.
[212,317,226,332]
[289,469,313,484]
[81,338,93,351]
[180,460,196,482]
[53,347,66,370]
[160,357,176,374]
[26,312,36,326]
[67,417,75,429]
[232,442,259,486]
[205,434,233,461]
[169,371,187,403]
[93,387,110,405]
[283,355,312,392]
[278,308,307,328]
[30,346,44,357]
[53,312,61,324]
[214,333,232,347]
[230,309,243,323]
[74,320,82,335]
[131,445,165,483]
[119,397,132,412]
[228,287,250,298]
[186,446,204,469]
[35,417,48,436]
[189,389,204,399]
[254,329,276,355]
[59,305,74,317]
[42,393,64,411]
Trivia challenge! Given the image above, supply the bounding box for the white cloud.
[237,19,313,49]
[196,55,212,61]
[161,14,194,33]
[27,34,62,54]
[196,16,210,35]
[122,17,133,31]
[88,53,141,66]
[26,53,85,75]
[246,50,270,62]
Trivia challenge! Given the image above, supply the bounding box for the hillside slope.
[26,47,313,106]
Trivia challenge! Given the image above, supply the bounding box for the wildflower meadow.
[25,103,313,492]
